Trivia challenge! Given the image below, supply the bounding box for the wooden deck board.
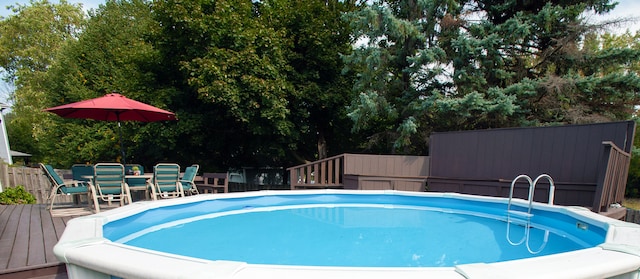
[0,204,91,279]
[39,208,58,264]
[0,205,18,269]
[1,205,23,270]
[29,205,46,266]
[9,205,31,269]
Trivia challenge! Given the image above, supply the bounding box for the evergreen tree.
[344,0,640,154]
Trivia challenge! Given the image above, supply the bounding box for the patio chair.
[150,163,184,200]
[180,164,200,195]
[71,164,94,183]
[40,163,98,213]
[93,163,132,209]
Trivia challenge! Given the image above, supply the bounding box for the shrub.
[0,186,36,205]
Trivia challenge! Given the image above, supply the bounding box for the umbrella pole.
[117,117,126,166]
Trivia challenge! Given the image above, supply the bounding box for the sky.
[587,0,640,34]
[1,0,639,28]
[0,0,104,17]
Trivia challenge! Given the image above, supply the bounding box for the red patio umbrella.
[45,92,177,164]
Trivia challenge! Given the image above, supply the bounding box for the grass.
[623,198,640,210]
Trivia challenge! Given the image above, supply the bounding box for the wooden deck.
[0,204,92,279]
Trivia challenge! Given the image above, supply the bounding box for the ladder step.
[508,218,529,227]
[507,210,532,219]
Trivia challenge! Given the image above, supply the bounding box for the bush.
[0,186,36,205]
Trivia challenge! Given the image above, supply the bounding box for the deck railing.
[593,141,631,213]
[287,153,430,190]
[287,154,344,189]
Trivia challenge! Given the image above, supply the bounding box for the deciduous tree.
[0,0,85,165]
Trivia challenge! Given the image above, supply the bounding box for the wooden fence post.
[0,163,8,191]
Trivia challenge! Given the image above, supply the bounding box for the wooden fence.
[288,154,344,189]
[0,164,72,204]
[593,141,632,212]
[2,162,640,224]
[287,153,429,191]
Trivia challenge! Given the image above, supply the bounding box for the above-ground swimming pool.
[55,190,640,279]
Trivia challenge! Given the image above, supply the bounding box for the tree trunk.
[317,131,327,160]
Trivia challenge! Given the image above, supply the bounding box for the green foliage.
[0,0,85,82]
[4,0,361,169]
[4,0,640,173]
[23,0,178,167]
[344,0,640,154]
[0,186,36,205]
[152,0,360,165]
[626,118,640,198]
[1,0,86,165]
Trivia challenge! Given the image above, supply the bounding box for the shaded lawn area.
[623,198,640,210]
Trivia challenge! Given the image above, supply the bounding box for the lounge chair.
[180,164,200,195]
[150,163,184,200]
[40,163,98,213]
[93,163,132,209]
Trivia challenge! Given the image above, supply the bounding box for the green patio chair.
[40,163,98,213]
[180,164,200,195]
[150,163,183,200]
[71,164,94,183]
[94,163,131,209]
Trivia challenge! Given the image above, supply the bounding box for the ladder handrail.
[532,174,555,205]
[506,174,556,254]
[507,174,533,214]
[506,174,532,246]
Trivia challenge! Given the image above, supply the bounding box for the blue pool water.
[103,194,607,267]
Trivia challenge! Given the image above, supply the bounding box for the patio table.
[126,174,153,200]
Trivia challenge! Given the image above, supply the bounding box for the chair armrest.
[63,179,89,187]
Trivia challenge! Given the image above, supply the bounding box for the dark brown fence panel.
[427,121,635,209]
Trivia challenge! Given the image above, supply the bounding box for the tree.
[259,0,360,160]
[585,30,640,198]
[150,0,292,169]
[344,0,640,154]
[152,0,361,167]
[0,0,86,165]
[38,0,180,167]
[0,0,85,82]
[5,0,362,170]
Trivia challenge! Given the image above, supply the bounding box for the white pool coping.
[54,190,640,279]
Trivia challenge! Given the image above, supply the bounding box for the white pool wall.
[54,190,640,279]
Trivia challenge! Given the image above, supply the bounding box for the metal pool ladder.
[506,174,555,254]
